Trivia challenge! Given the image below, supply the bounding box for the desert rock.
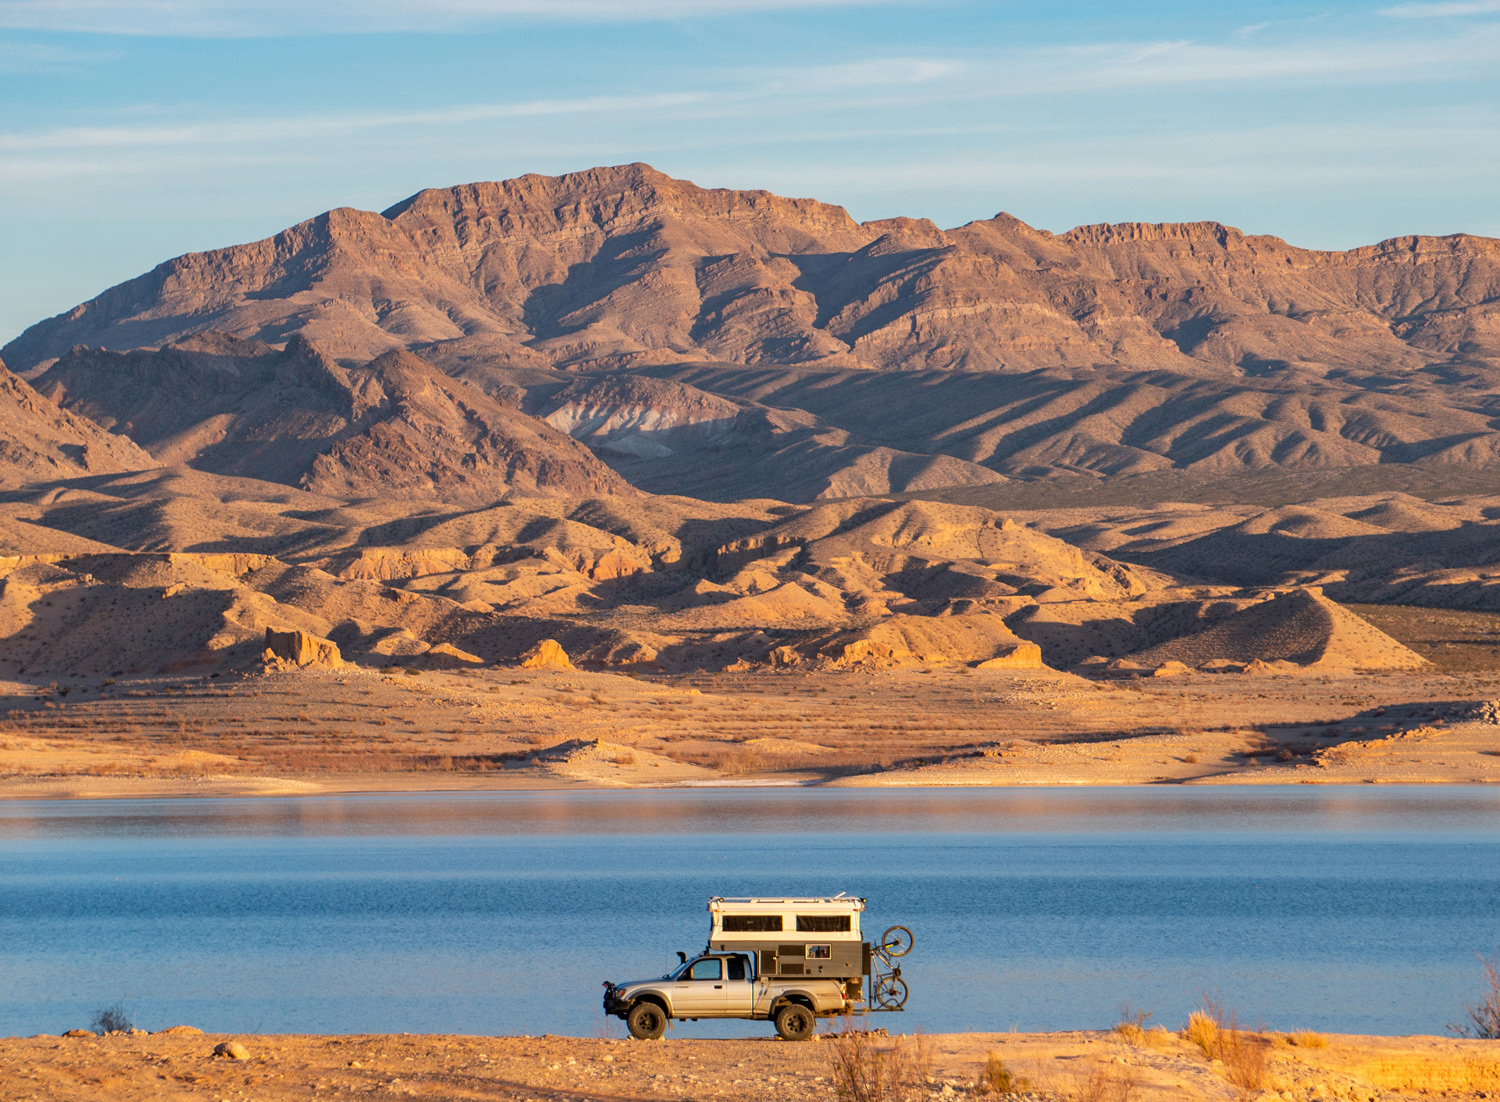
[263,627,344,669]
[519,638,574,670]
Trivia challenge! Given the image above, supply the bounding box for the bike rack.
[866,925,912,1012]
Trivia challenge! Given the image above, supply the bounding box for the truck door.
[723,954,755,1015]
[671,957,729,1016]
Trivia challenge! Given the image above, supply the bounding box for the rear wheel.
[627,1002,667,1040]
[872,975,909,1010]
[774,1003,815,1041]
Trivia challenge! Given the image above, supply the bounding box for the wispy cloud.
[0,0,893,36]
[0,36,114,70]
[0,93,706,153]
[1381,0,1500,16]
[974,31,1500,93]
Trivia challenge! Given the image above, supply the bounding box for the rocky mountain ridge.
[7,164,1499,381]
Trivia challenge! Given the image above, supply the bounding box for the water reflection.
[3,786,1500,840]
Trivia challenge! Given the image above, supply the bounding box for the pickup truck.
[602,950,858,1041]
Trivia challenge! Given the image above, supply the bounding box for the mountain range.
[5,165,1500,677]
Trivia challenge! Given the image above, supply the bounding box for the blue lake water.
[2,786,1499,1038]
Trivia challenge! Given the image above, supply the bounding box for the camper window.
[806,944,832,959]
[722,914,782,932]
[796,915,851,933]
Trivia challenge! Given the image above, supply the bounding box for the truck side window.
[688,959,722,981]
[727,956,746,981]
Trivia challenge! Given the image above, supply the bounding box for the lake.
[2,786,1499,1038]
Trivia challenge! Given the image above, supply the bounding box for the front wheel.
[774,1003,815,1041]
[626,1002,667,1040]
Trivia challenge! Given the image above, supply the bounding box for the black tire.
[774,1003,815,1041]
[880,925,914,957]
[873,975,909,1010]
[626,1002,667,1040]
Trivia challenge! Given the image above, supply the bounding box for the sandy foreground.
[3,1028,1498,1102]
[3,665,1500,800]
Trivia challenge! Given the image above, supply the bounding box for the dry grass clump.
[1182,1009,1219,1057]
[1181,998,1267,1097]
[1273,1030,1327,1049]
[974,1052,1029,1096]
[1451,954,1500,1039]
[826,1022,926,1102]
[1113,1007,1174,1051]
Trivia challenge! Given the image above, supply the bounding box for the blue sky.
[2,0,1498,344]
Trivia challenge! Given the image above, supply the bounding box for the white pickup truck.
[601,896,909,1041]
[601,949,857,1041]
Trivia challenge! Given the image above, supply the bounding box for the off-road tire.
[774,1003,815,1041]
[627,1002,667,1040]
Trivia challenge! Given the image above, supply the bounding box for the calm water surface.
[2,786,1499,1037]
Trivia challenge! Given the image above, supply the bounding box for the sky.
[2,0,1498,344]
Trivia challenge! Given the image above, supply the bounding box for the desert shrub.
[1113,1005,1151,1045]
[827,1020,918,1102]
[1287,1030,1327,1048]
[1451,954,1500,1039]
[1183,998,1267,1097]
[91,1002,133,1034]
[975,1052,1029,1095]
[1182,1009,1219,1057]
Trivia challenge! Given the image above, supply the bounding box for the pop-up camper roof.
[707,896,864,941]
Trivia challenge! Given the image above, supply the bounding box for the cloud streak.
[0,93,706,153]
[6,23,1499,162]
[1381,0,1500,16]
[0,0,893,36]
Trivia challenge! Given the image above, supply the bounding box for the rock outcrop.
[263,627,343,669]
[519,638,574,671]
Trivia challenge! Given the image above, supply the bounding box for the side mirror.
[677,951,687,965]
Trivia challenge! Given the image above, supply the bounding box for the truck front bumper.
[601,983,632,1018]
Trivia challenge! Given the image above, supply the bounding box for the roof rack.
[707,896,865,907]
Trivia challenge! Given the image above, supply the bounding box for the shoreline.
[2,771,1500,802]
[5,665,1499,802]
[3,1028,1497,1101]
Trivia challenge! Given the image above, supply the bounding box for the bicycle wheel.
[880,925,914,957]
[873,974,909,1010]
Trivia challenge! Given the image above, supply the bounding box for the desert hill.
[34,337,629,503]
[0,360,154,489]
[0,463,1431,678]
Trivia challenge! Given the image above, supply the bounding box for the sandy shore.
[4,665,1500,801]
[3,1028,1497,1101]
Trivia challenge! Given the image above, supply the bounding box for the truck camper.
[601,895,912,1041]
